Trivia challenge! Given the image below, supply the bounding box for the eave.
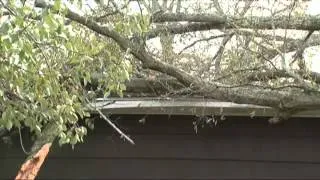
[90,98,320,118]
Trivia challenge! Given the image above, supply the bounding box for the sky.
[301,0,320,72]
[307,0,320,15]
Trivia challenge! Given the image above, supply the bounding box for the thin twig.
[87,99,135,145]
[212,33,234,73]
[96,108,135,145]
[290,30,314,66]
[18,126,31,155]
[212,67,262,81]
[94,0,130,20]
[212,0,253,73]
[178,34,227,55]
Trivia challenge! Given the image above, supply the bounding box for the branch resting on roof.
[36,1,320,118]
[152,13,320,31]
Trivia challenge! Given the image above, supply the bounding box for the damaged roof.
[91,97,320,118]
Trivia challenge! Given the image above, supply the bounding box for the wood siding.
[1,115,320,179]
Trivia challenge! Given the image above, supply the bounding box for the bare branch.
[213,67,262,82]
[290,30,314,67]
[152,13,320,31]
[93,0,131,20]
[152,12,226,23]
[247,70,320,84]
[178,33,228,55]
[94,106,135,145]
[168,0,175,11]
[212,1,253,74]
[146,22,225,39]
[36,1,320,111]
[212,0,224,15]
[213,34,233,73]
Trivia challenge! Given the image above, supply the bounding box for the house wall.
[1,115,320,179]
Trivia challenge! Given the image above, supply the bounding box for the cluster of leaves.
[0,0,132,146]
[113,13,150,37]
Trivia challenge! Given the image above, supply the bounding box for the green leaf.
[0,1,133,146]
[15,16,24,27]
[119,83,126,91]
[53,0,62,12]
[0,22,11,35]
[5,120,13,130]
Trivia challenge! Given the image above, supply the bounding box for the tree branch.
[247,70,320,84]
[36,1,320,111]
[152,13,320,31]
[178,33,228,55]
[212,0,253,74]
[146,22,226,39]
[290,30,314,67]
[93,106,135,145]
[15,122,59,180]
[213,34,233,73]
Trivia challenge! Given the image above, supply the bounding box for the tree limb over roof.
[152,13,320,31]
[35,1,320,120]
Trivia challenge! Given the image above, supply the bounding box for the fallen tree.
[39,1,320,110]
[2,0,320,179]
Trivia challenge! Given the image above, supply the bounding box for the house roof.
[91,97,320,118]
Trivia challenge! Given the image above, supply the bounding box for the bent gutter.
[88,98,320,118]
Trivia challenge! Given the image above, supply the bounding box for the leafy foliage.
[0,0,132,146]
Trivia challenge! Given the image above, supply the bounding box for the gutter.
[89,98,320,118]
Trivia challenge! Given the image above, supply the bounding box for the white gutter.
[89,98,320,118]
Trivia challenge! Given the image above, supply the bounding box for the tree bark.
[15,144,51,180]
[15,122,59,180]
[152,13,320,31]
[246,70,320,84]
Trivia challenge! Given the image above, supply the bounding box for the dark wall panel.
[1,115,320,179]
[48,135,320,162]
[2,158,320,180]
[31,159,320,179]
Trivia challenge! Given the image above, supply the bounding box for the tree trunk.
[15,143,52,180]
[15,122,59,180]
